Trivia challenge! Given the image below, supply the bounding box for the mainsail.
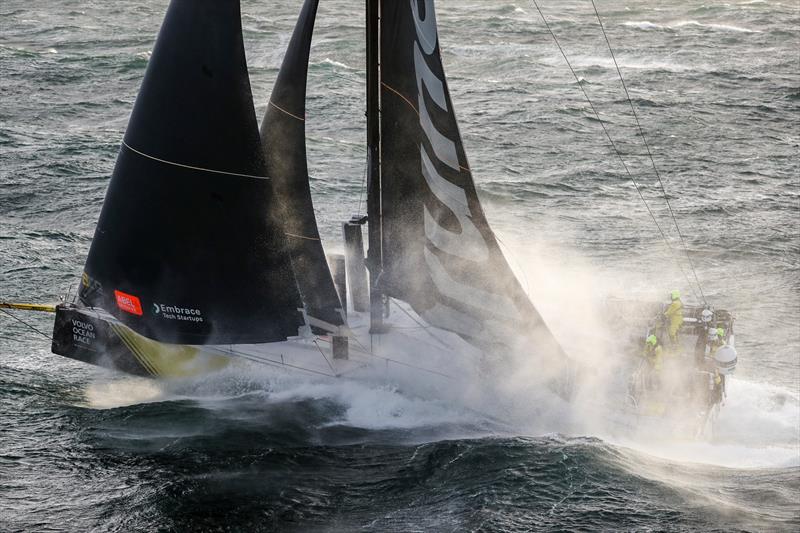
[379,0,565,355]
[260,0,344,329]
[79,0,304,345]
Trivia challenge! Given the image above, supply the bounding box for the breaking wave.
[623,20,761,33]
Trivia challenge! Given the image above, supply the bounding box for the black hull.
[51,304,229,378]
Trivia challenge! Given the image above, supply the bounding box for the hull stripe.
[110,323,159,376]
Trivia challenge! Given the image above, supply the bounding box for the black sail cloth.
[79,0,304,345]
[379,0,566,359]
[260,0,344,328]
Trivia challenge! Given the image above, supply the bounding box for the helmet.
[646,334,657,346]
[717,327,725,337]
[714,345,738,375]
[701,309,713,323]
[671,289,680,300]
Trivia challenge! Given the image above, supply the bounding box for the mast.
[366,0,384,332]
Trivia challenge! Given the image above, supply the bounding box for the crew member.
[694,364,723,411]
[694,308,714,367]
[643,334,663,390]
[700,327,726,409]
[712,327,726,353]
[664,289,684,348]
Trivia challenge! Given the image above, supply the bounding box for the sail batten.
[260,0,344,329]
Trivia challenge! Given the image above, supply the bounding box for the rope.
[0,301,453,381]
[0,302,56,312]
[344,327,455,380]
[529,0,701,302]
[494,233,531,297]
[588,0,707,304]
[0,307,53,340]
[389,299,452,351]
[313,339,338,375]
[215,344,337,378]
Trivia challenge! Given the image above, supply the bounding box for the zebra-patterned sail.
[379,0,564,356]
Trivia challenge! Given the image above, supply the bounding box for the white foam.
[313,57,355,70]
[623,19,760,34]
[625,439,799,469]
[585,375,800,469]
[83,377,168,409]
[713,377,800,447]
[541,52,699,73]
[623,21,668,31]
[271,380,478,430]
[673,20,761,33]
[80,344,798,472]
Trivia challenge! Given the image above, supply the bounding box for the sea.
[1,0,798,531]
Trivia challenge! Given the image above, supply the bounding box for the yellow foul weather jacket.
[643,344,663,371]
[664,299,683,339]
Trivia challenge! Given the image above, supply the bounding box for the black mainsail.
[378,0,565,356]
[260,0,344,329]
[78,0,304,345]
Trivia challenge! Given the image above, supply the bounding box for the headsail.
[260,0,344,329]
[79,0,304,345]
[379,0,564,355]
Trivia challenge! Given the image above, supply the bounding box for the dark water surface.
[1,0,798,531]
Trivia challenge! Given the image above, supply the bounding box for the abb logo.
[114,290,143,316]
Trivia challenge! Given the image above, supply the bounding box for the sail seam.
[121,140,271,181]
[382,81,419,115]
[285,232,320,241]
[269,100,305,122]
[381,81,471,173]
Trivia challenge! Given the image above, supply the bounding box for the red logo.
[114,290,143,316]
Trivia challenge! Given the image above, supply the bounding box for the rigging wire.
[0,303,453,381]
[528,0,701,302]
[588,0,707,304]
[312,338,338,375]
[342,326,455,379]
[206,342,339,377]
[0,307,53,341]
[389,298,453,351]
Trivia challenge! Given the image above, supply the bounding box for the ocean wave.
[541,53,702,73]
[622,20,669,32]
[623,19,761,33]
[311,57,356,71]
[674,20,761,33]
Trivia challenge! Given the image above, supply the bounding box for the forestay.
[79,0,304,345]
